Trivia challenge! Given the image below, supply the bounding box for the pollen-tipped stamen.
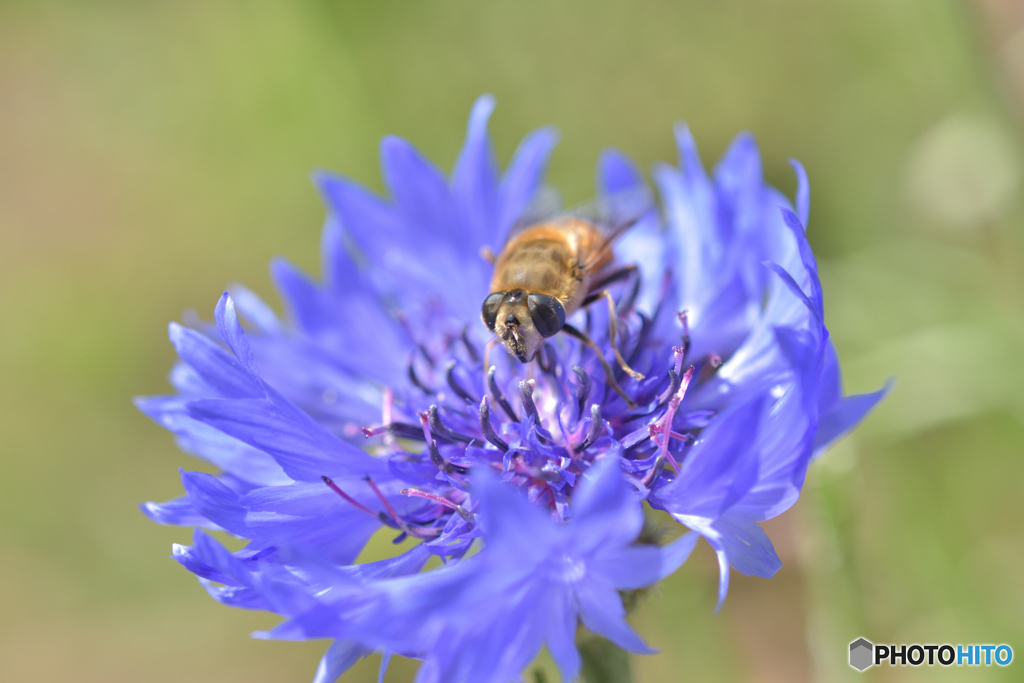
[401,488,474,522]
[427,405,474,444]
[446,361,479,404]
[478,396,509,451]
[321,475,378,517]
[487,366,519,421]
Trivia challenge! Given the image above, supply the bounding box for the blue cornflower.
[139,95,889,682]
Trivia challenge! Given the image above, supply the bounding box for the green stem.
[578,635,633,683]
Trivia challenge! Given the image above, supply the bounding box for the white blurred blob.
[905,114,1020,231]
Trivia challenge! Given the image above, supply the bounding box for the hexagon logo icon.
[849,638,874,671]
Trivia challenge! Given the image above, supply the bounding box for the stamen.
[417,343,436,368]
[571,365,591,422]
[321,476,377,517]
[445,361,478,404]
[677,310,691,356]
[478,397,509,451]
[535,343,555,374]
[657,367,681,405]
[460,326,481,363]
[428,438,470,475]
[652,365,694,474]
[365,476,404,526]
[647,423,680,472]
[427,405,474,444]
[419,411,433,443]
[640,456,666,487]
[519,379,539,423]
[362,422,425,441]
[486,366,519,422]
[579,404,604,450]
[407,358,433,395]
[401,488,474,522]
[428,439,445,469]
[619,270,642,314]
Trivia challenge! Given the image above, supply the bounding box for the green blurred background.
[1,0,1022,681]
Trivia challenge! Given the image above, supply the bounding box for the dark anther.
[460,326,481,363]
[677,311,691,357]
[429,439,471,475]
[478,397,509,451]
[407,358,433,395]
[417,343,436,368]
[579,404,604,450]
[535,343,555,374]
[626,313,652,366]
[427,405,474,444]
[658,368,682,405]
[486,366,519,422]
[445,361,478,404]
[428,439,445,469]
[618,272,642,314]
[519,380,539,423]
[640,456,666,488]
[571,365,591,421]
[371,422,425,441]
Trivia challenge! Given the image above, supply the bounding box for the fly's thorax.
[490,237,580,303]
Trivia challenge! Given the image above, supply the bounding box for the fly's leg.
[581,264,640,312]
[562,323,638,409]
[483,337,499,375]
[588,264,638,293]
[602,290,645,381]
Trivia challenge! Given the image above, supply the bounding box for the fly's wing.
[502,185,564,245]
[564,186,655,272]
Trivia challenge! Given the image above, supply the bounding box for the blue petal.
[475,469,553,561]
[788,159,810,228]
[167,323,261,399]
[570,457,643,551]
[241,482,383,563]
[186,397,389,482]
[135,395,290,485]
[381,135,459,244]
[712,513,781,579]
[654,396,766,519]
[228,284,282,334]
[577,578,655,654]
[814,380,894,458]
[452,94,498,246]
[181,470,250,536]
[497,126,558,237]
[592,531,699,590]
[544,594,581,683]
[313,640,371,683]
[598,148,644,194]
[215,293,258,376]
[139,495,221,529]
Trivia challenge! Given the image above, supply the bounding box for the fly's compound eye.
[481,292,504,332]
[527,293,566,338]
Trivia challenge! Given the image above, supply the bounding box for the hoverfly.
[480,191,649,405]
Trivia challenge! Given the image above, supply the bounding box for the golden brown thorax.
[489,218,612,317]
